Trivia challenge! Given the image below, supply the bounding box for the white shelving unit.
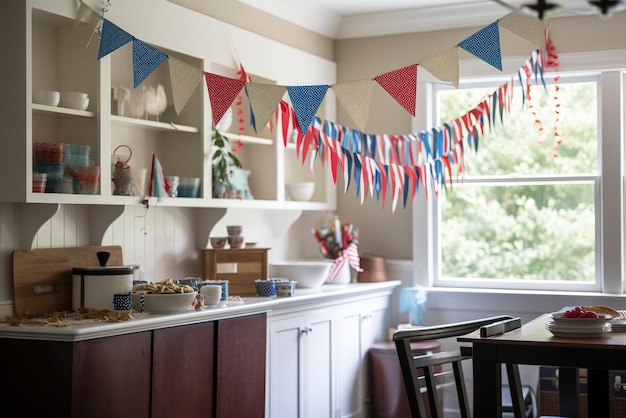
[1,0,337,243]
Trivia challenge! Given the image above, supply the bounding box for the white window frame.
[412,50,626,295]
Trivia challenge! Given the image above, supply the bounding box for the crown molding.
[337,2,511,39]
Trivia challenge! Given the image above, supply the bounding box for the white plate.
[550,311,612,328]
[546,320,611,338]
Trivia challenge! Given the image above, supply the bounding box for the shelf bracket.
[87,205,126,245]
[18,203,61,250]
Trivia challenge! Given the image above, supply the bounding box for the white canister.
[72,266,134,311]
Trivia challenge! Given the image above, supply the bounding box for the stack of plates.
[610,311,626,332]
[546,311,612,338]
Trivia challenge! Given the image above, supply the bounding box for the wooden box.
[200,248,269,296]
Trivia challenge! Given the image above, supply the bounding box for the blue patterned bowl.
[255,280,276,297]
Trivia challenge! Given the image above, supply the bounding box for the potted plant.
[211,128,253,199]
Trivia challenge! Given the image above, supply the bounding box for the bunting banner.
[91,7,555,209]
[97,19,133,60]
[168,57,203,115]
[458,21,503,71]
[498,12,546,50]
[205,72,246,126]
[419,46,460,88]
[331,79,375,132]
[245,83,287,133]
[132,39,168,88]
[287,84,329,132]
[373,63,418,116]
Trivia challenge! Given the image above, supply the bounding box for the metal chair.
[393,315,530,418]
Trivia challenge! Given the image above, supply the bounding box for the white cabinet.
[268,308,335,418]
[267,284,397,418]
[336,298,390,418]
[1,0,336,212]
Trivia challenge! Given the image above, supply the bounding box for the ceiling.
[237,0,617,39]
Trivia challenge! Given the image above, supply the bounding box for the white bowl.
[286,182,315,201]
[33,90,60,106]
[269,260,331,288]
[142,291,197,313]
[60,92,90,110]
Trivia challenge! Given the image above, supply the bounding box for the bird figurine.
[128,85,146,119]
[112,85,132,116]
[144,84,167,121]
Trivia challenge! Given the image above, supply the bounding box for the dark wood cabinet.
[152,321,215,418]
[0,313,266,418]
[0,339,74,416]
[216,314,267,418]
[71,331,152,418]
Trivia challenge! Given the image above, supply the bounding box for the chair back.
[393,315,523,418]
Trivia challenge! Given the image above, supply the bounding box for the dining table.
[458,312,626,417]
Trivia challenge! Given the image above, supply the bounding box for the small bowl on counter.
[142,291,198,313]
[272,278,297,297]
[255,279,276,297]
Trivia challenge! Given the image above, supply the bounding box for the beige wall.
[167,0,335,61]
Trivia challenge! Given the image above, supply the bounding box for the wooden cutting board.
[12,246,124,316]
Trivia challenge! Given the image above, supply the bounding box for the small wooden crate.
[200,248,269,296]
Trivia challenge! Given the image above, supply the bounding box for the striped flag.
[327,243,363,282]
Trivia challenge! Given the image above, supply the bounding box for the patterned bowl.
[255,280,276,297]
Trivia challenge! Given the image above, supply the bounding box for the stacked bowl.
[33,142,65,193]
[227,225,244,249]
[64,144,99,194]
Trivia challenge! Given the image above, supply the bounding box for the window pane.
[437,82,598,176]
[435,78,599,286]
[440,183,595,282]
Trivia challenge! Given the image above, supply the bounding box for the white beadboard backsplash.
[0,203,212,310]
[0,202,309,315]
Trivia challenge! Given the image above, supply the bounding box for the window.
[414,67,625,293]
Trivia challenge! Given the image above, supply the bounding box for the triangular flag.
[168,57,203,115]
[498,12,545,50]
[373,63,418,116]
[458,21,502,71]
[97,19,133,60]
[420,46,460,88]
[331,79,374,132]
[151,155,168,201]
[205,72,246,126]
[245,83,287,133]
[132,39,168,87]
[287,85,329,133]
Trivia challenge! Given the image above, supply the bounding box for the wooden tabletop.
[459,313,626,349]
[459,312,626,417]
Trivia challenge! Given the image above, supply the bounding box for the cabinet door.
[0,339,73,417]
[336,298,390,418]
[268,314,304,418]
[152,322,215,418]
[301,309,335,418]
[215,313,267,418]
[71,331,152,418]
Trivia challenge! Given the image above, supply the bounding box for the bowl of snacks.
[133,279,197,313]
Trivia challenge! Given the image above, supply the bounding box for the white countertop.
[0,281,400,342]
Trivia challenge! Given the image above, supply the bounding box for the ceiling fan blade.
[588,0,625,16]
